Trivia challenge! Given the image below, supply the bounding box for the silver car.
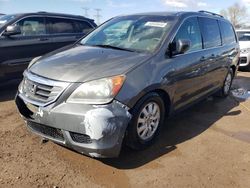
[237,29,250,70]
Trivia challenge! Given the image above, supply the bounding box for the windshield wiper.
[93,44,136,52]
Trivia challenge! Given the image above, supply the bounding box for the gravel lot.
[0,72,250,188]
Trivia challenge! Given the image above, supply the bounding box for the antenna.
[94,8,102,25]
[82,7,89,17]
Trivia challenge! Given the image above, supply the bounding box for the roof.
[10,11,94,21]
[120,11,227,21]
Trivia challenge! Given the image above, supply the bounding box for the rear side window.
[48,17,75,34]
[199,17,222,48]
[16,17,46,36]
[219,21,237,44]
[74,20,93,34]
[174,17,202,52]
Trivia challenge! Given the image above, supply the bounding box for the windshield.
[237,31,250,41]
[81,15,175,53]
[0,14,17,27]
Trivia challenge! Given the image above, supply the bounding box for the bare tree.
[220,3,248,28]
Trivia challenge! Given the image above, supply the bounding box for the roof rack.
[199,10,224,18]
[36,11,86,18]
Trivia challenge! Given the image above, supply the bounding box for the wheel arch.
[230,65,237,77]
[128,87,172,117]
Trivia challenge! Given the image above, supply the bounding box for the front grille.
[240,57,247,65]
[27,121,64,141]
[70,132,92,144]
[20,72,69,106]
[22,78,63,104]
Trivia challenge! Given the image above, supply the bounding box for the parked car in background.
[16,11,239,158]
[236,29,250,70]
[0,12,96,85]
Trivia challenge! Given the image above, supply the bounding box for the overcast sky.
[0,0,249,23]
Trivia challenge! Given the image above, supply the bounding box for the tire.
[219,68,234,97]
[126,92,166,150]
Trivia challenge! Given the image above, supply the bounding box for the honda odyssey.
[16,11,239,158]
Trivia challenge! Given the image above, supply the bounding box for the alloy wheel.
[136,102,161,141]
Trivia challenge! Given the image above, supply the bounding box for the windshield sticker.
[145,22,168,28]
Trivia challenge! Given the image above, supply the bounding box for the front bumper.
[15,94,131,158]
[239,53,250,67]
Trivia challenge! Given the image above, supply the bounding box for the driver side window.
[174,17,202,53]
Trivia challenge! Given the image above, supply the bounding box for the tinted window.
[219,21,236,44]
[199,17,221,48]
[48,17,75,34]
[16,17,46,36]
[174,17,202,52]
[74,20,93,33]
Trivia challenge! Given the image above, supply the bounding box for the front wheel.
[126,92,165,150]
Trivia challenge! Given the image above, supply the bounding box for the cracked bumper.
[15,94,131,158]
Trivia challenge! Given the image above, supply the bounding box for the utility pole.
[82,7,89,17]
[94,8,102,25]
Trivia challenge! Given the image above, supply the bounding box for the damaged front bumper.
[16,94,131,158]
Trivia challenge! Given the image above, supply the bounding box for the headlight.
[240,48,250,54]
[67,75,125,104]
[28,56,41,69]
[18,80,24,94]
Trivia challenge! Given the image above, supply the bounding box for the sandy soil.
[0,72,250,188]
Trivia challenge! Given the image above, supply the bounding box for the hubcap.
[137,102,160,141]
[224,73,232,94]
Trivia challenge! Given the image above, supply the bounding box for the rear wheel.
[126,92,165,150]
[219,68,234,97]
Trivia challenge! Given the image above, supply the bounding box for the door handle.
[210,54,216,58]
[200,56,206,62]
[208,54,216,61]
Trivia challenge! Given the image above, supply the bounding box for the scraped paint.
[83,108,116,140]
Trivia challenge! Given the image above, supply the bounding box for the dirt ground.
[0,71,250,188]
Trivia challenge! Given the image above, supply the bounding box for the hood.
[239,41,250,49]
[30,45,151,82]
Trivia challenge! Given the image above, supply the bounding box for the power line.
[82,7,89,17]
[94,8,102,25]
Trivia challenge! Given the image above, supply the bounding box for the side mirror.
[3,25,21,36]
[171,39,191,56]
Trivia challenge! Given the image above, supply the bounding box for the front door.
[168,17,208,110]
[0,16,52,82]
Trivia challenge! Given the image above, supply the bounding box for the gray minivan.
[16,11,239,158]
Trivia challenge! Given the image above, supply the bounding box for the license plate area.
[26,102,39,113]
